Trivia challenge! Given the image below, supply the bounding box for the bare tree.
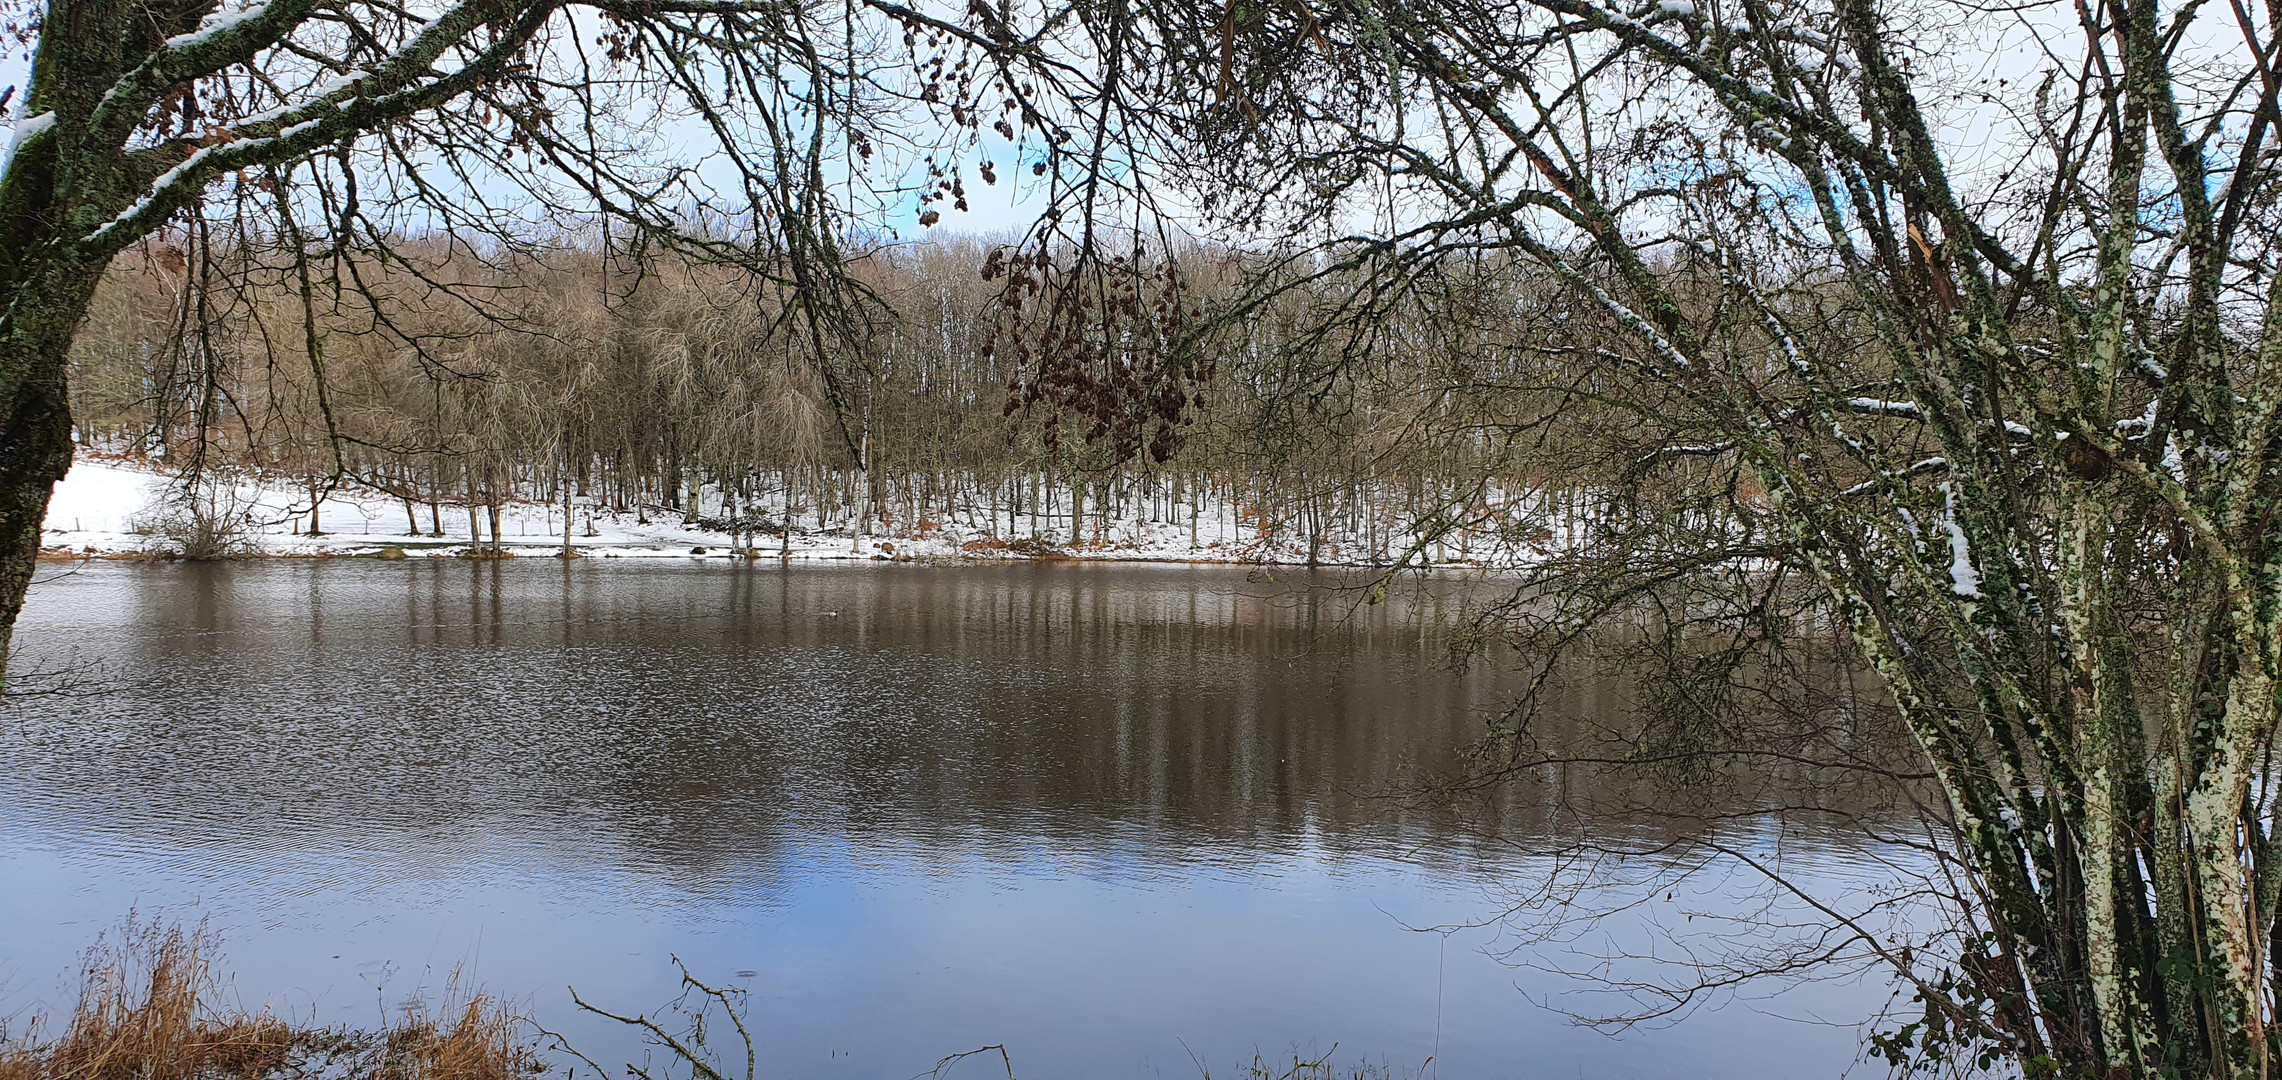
[1061,0,2282,1073]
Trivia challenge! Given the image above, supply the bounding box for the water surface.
[2,562,1902,1078]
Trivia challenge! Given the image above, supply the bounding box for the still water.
[2,562,1903,1078]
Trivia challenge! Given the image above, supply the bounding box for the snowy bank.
[39,454,1563,568]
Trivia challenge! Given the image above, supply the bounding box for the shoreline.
[39,454,1546,572]
[35,543,1490,572]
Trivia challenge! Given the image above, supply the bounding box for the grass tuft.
[371,989,541,1080]
[0,920,541,1080]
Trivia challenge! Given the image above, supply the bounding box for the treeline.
[63,235,1588,560]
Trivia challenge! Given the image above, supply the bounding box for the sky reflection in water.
[2,562,1905,1078]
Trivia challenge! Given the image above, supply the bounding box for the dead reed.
[366,994,539,1080]
[0,920,542,1080]
[1197,1050,1415,1080]
[8,922,1409,1080]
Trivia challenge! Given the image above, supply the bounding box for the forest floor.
[38,452,1549,569]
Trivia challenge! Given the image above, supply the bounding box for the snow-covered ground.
[39,453,1560,567]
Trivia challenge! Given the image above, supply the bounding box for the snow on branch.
[90,0,324,144]
[1577,278,1693,371]
[1937,482,1980,600]
[1630,441,1739,475]
[1840,456,1948,496]
[83,0,554,253]
[85,122,321,246]
[1842,397,1923,419]
[0,111,55,172]
[163,1,276,51]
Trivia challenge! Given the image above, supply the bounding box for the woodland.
[60,237,1576,564]
[1,0,2276,1072]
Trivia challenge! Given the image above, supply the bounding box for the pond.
[0,562,1911,1078]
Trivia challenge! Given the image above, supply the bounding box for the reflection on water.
[1,562,1901,1078]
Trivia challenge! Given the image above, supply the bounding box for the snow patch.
[41,455,1595,570]
[42,457,166,538]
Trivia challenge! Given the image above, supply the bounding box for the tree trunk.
[561,464,574,558]
[0,0,239,678]
[1070,473,1084,547]
[398,463,419,534]
[0,268,105,680]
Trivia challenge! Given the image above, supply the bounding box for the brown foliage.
[0,921,543,1080]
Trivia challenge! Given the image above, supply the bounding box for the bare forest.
[61,237,1598,565]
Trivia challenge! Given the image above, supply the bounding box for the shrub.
[129,476,257,560]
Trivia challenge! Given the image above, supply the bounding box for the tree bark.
[0,267,105,680]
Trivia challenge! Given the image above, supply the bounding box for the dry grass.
[368,993,540,1080]
[9,922,1406,1080]
[0,921,542,1080]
